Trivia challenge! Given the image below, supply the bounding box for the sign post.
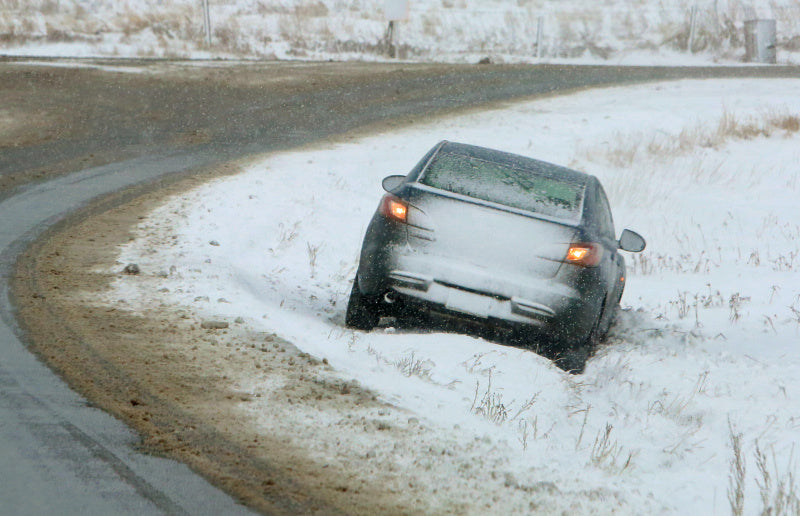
[202,0,211,46]
[384,0,408,58]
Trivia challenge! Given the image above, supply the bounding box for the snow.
[421,150,586,222]
[107,78,800,513]
[3,0,800,65]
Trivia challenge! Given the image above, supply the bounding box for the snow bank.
[3,0,800,64]
[111,78,800,513]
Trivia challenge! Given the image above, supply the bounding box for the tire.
[597,288,623,342]
[345,278,380,331]
[597,301,621,342]
[555,302,605,374]
[554,342,593,374]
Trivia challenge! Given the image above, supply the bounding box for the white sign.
[384,0,408,21]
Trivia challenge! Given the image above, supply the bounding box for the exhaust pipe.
[383,291,398,304]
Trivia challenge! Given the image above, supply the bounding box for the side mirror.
[382,175,405,193]
[619,229,646,253]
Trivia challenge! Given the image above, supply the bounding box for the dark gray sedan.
[346,141,645,372]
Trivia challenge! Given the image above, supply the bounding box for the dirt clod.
[201,320,229,330]
[123,263,140,275]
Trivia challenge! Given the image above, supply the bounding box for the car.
[346,141,645,372]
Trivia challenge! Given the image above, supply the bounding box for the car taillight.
[565,243,603,267]
[379,194,408,223]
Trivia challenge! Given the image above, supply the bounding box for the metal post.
[687,5,697,53]
[536,16,544,58]
[384,0,407,58]
[744,19,777,63]
[202,0,211,46]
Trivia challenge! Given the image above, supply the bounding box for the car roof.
[437,141,590,186]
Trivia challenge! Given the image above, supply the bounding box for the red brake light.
[379,194,408,223]
[566,243,603,267]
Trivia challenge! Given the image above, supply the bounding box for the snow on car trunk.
[111,78,800,514]
[406,188,577,282]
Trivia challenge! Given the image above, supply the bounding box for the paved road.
[0,150,255,514]
[1,59,799,514]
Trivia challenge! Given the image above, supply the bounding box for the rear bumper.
[388,270,554,324]
[356,225,604,342]
[381,267,597,340]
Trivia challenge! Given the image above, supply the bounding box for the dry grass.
[470,371,538,425]
[755,444,800,515]
[119,10,153,37]
[769,112,800,133]
[393,352,433,380]
[582,109,800,169]
[728,430,800,516]
[647,372,708,425]
[1,0,60,13]
[294,1,329,18]
[729,426,746,516]
[590,423,635,473]
[3,0,800,60]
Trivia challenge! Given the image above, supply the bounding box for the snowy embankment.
[3,0,800,64]
[111,79,800,514]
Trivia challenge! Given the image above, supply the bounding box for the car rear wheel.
[345,278,380,331]
[555,301,605,374]
[555,341,594,375]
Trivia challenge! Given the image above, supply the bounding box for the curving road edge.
[0,149,254,514]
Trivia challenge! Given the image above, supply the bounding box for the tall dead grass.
[582,109,800,169]
[728,427,800,516]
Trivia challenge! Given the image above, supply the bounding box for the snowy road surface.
[113,78,800,514]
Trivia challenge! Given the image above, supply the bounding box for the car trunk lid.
[405,187,577,285]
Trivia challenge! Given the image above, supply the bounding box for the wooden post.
[536,16,544,58]
[687,5,697,53]
[387,20,396,58]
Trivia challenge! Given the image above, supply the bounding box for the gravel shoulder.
[12,159,431,514]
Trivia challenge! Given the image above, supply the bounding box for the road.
[2,58,799,514]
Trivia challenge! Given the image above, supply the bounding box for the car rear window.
[420,151,584,220]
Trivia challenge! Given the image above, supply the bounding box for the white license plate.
[445,289,491,318]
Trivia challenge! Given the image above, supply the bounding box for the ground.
[13,162,432,514]
[5,60,584,515]
[6,61,800,515]
[14,155,602,515]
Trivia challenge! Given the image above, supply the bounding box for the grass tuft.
[582,109,800,170]
[727,429,800,516]
[728,424,746,516]
[470,370,538,425]
[590,423,636,473]
[393,352,433,380]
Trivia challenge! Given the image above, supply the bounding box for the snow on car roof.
[439,141,590,186]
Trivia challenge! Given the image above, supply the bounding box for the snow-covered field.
[3,0,800,64]
[108,78,800,513]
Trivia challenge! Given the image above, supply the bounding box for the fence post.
[687,4,698,53]
[536,16,544,58]
[386,21,396,58]
[202,0,212,46]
